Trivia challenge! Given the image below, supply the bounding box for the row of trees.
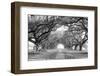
[63,17,88,51]
[28,15,88,51]
[28,15,58,51]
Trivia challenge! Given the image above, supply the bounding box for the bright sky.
[52,25,69,38]
[56,25,68,32]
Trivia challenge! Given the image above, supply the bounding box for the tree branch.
[28,38,36,44]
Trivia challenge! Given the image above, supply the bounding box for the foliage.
[28,15,88,51]
[28,15,58,51]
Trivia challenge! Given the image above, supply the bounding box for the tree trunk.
[74,44,78,50]
[79,44,82,51]
[79,39,87,51]
[36,46,38,51]
[35,44,39,52]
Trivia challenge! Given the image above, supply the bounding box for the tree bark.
[79,39,88,51]
[79,44,82,51]
[74,44,78,50]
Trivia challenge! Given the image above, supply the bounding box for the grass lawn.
[28,48,88,61]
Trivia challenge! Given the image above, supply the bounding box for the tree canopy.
[28,15,88,51]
